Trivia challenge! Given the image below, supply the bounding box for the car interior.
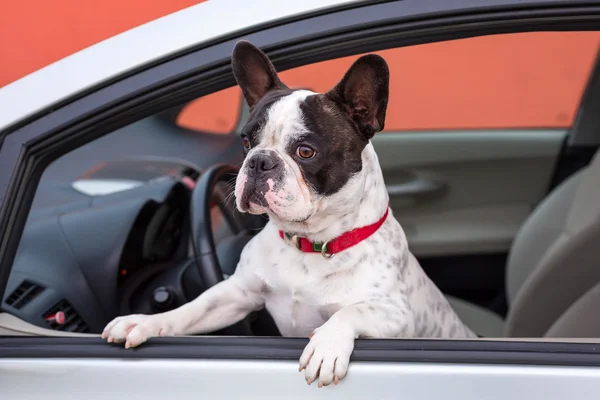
[1,31,600,341]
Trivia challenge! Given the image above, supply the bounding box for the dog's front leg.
[102,273,264,348]
[299,299,412,387]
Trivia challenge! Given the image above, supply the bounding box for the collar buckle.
[283,232,302,251]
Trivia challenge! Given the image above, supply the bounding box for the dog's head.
[232,41,389,231]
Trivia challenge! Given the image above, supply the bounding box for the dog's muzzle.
[239,151,285,209]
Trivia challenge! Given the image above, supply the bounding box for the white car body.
[1,1,600,398]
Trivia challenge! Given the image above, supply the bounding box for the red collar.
[278,207,390,258]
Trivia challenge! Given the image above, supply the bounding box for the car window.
[3,29,600,341]
[177,86,242,134]
[180,31,600,133]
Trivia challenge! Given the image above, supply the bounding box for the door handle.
[386,178,445,198]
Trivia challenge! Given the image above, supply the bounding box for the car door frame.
[2,0,600,392]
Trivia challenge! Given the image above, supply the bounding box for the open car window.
[3,29,599,339]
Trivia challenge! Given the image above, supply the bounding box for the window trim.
[3,336,600,367]
[1,1,600,336]
[570,49,600,147]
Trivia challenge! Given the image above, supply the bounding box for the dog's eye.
[296,145,316,159]
[241,136,251,149]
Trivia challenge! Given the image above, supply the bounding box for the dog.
[101,40,476,387]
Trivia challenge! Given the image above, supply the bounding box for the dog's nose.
[248,153,278,172]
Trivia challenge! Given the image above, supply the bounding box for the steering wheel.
[189,164,255,335]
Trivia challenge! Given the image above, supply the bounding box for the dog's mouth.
[291,214,312,223]
[239,190,313,224]
[236,173,314,223]
[237,187,269,213]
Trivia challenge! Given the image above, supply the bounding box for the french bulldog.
[102,40,476,387]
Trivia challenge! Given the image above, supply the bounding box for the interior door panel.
[373,130,567,257]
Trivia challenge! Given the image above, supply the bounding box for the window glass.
[177,86,241,134]
[180,31,600,133]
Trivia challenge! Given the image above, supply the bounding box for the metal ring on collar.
[321,241,334,259]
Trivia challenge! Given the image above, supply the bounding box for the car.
[1,0,600,397]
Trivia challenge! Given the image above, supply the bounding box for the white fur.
[102,93,476,388]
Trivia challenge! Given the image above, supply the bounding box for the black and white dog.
[102,40,475,387]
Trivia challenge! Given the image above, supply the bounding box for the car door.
[2,1,600,399]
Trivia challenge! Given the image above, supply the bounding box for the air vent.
[43,299,90,333]
[5,280,45,309]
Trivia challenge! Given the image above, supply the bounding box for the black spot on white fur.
[206,300,218,312]
[261,283,271,295]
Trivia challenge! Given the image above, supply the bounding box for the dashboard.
[1,174,241,334]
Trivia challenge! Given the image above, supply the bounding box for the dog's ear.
[327,54,389,140]
[232,40,288,110]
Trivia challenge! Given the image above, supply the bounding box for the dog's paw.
[101,314,173,348]
[298,320,355,387]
